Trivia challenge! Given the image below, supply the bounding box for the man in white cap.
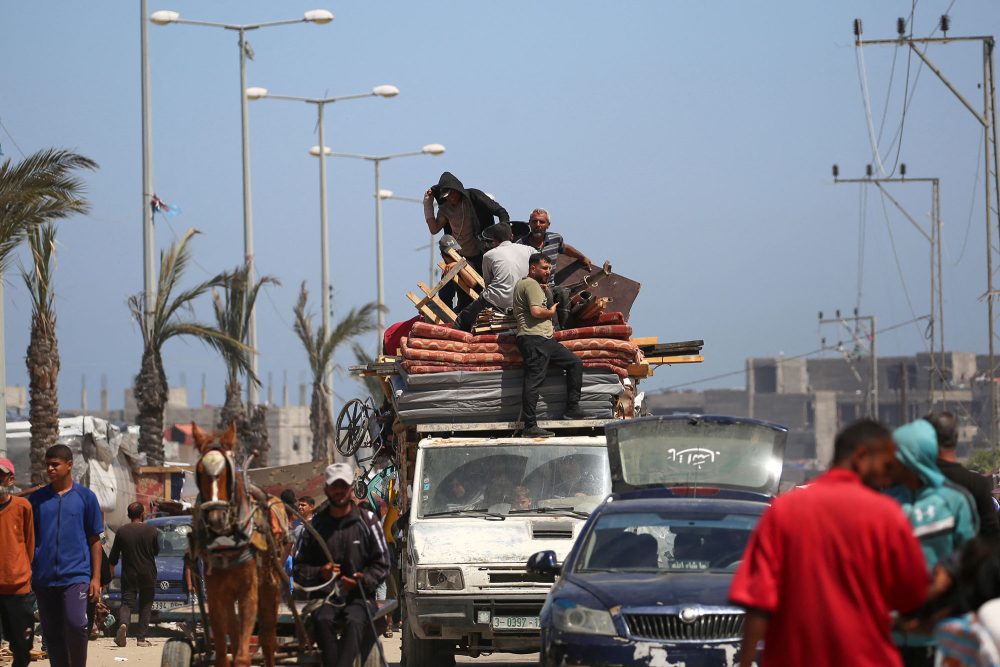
[294,463,390,666]
[0,457,35,667]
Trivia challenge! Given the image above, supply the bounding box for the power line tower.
[854,16,999,451]
[831,163,944,406]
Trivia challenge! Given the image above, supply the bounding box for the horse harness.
[192,444,264,571]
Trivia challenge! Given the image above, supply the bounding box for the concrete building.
[646,351,985,467]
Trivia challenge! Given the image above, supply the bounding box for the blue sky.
[1,1,996,411]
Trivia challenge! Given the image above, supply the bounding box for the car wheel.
[160,638,192,667]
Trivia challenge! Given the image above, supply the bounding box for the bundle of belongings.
[387,320,640,423]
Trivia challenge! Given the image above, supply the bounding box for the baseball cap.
[0,457,14,476]
[324,462,354,486]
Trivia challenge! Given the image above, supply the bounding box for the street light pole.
[378,191,433,284]
[327,145,446,348]
[141,0,155,337]
[150,8,334,406]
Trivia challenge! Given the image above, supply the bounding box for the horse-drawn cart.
[157,599,396,666]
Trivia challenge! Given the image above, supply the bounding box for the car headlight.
[552,598,616,636]
[108,578,121,592]
[416,568,464,591]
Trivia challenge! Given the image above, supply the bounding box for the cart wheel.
[160,638,193,667]
[336,398,372,457]
[354,478,369,500]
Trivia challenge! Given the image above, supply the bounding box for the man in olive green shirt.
[512,254,585,438]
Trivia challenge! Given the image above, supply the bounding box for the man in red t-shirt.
[0,457,35,667]
[729,420,929,667]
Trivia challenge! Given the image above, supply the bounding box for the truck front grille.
[487,571,555,584]
[624,612,744,642]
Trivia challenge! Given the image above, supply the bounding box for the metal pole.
[239,28,258,406]
[870,316,878,420]
[929,204,936,407]
[934,180,945,407]
[985,40,998,454]
[987,39,1000,456]
[0,278,6,459]
[429,233,435,286]
[374,159,385,348]
[141,0,156,336]
[317,103,333,417]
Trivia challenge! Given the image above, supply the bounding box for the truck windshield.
[418,444,609,518]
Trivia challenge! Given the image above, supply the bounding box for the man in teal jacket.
[887,418,978,667]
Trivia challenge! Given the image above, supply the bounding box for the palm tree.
[0,149,96,484]
[292,282,379,462]
[0,149,96,271]
[22,225,59,486]
[212,264,278,466]
[129,229,251,465]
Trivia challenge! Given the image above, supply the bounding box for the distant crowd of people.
[732,411,1000,667]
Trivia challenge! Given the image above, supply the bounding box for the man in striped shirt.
[518,208,593,285]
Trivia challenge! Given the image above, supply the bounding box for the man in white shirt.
[455,222,535,331]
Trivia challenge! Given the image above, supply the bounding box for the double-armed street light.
[312,146,446,347]
[247,84,398,415]
[150,8,334,405]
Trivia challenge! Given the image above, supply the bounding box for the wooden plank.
[407,292,441,323]
[417,282,459,320]
[439,261,481,299]
[646,355,704,365]
[630,337,659,346]
[444,248,485,288]
[415,419,613,434]
[627,363,654,378]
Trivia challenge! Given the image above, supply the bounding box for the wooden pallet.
[407,257,484,324]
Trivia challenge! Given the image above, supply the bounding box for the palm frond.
[212,264,278,388]
[0,149,97,272]
[20,224,57,322]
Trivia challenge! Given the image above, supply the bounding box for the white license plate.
[491,616,540,630]
[151,601,185,611]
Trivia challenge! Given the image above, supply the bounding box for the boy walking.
[29,445,104,667]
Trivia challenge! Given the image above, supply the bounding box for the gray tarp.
[390,367,624,424]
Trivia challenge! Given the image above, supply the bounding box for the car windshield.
[417,444,609,518]
[575,511,758,573]
[156,523,192,557]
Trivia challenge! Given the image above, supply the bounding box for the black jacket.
[432,171,509,254]
[938,458,1000,538]
[293,502,389,600]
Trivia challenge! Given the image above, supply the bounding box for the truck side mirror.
[526,550,561,575]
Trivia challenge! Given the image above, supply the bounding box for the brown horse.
[192,422,291,667]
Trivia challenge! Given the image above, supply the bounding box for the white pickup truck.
[400,422,612,667]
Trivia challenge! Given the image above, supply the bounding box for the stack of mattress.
[398,322,641,379]
[389,321,639,423]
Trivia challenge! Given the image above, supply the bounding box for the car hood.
[564,571,733,609]
[410,518,580,564]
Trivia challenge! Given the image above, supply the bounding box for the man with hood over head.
[888,418,978,667]
[424,171,509,276]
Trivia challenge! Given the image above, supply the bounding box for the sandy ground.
[21,632,536,666]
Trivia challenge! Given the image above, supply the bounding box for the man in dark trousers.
[109,502,159,647]
[512,253,585,438]
[927,411,1000,538]
[29,444,104,667]
[424,171,509,276]
[0,457,34,667]
[295,463,389,667]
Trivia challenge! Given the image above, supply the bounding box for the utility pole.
[853,15,999,456]
[831,164,943,406]
[820,310,878,418]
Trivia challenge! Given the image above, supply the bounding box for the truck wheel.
[160,638,193,667]
[401,617,455,667]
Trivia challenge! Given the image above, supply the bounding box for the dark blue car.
[529,415,788,667]
[104,515,194,623]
